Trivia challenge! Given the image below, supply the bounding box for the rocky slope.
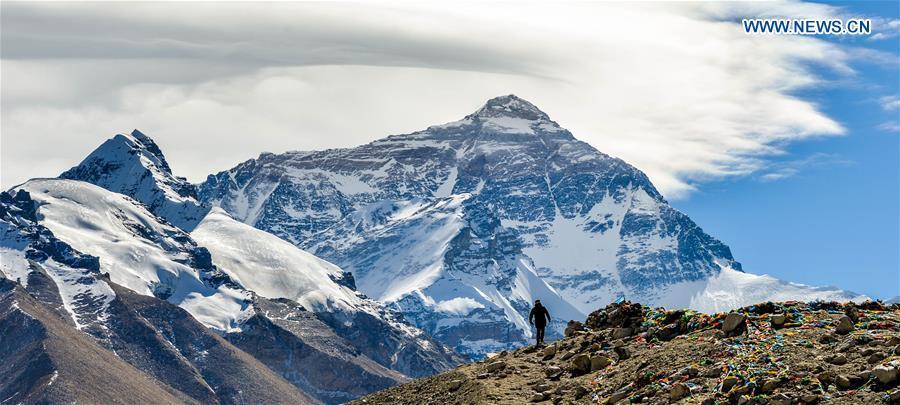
[0,278,197,405]
[352,300,900,404]
[200,94,861,358]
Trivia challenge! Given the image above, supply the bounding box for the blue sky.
[675,1,899,300]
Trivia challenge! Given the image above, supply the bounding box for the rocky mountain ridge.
[353,300,900,404]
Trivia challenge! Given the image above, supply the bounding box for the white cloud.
[0,2,876,198]
[757,153,851,182]
[881,96,900,111]
[878,121,900,133]
[870,19,900,41]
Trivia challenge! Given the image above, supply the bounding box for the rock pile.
[352,300,900,404]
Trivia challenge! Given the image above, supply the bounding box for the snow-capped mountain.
[13,178,251,331]
[0,188,314,404]
[0,132,462,403]
[201,95,862,357]
[60,130,208,231]
[191,208,460,379]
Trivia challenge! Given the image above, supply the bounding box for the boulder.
[542,345,557,360]
[771,313,788,327]
[613,346,629,361]
[611,328,633,339]
[607,389,629,404]
[873,365,898,384]
[826,354,847,365]
[570,354,592,376]
[448,379,463,391]
[769,394,791,405]
[486,361,506,372]
[564,320,584,337]
[801,394,820,404]
[530,392,545,402]
[761,378,780,393]
[721,375,740,393]
[835,316,854,334]
[544,366,563,377]
[656,323,681,341]
[835,375,851,390]
[722,313,746,335]
[571,385,588,399]
[816,371,835,385]
[590,355,613,371]
[867,352,887,364]
[669,383,691,400]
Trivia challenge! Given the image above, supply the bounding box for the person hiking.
[529,299,551,346]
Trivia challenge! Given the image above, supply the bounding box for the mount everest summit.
[1,95,862,402]
[200,95,862,356]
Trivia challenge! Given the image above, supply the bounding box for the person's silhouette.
[529,299,551,346]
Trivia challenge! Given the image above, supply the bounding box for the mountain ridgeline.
[198,95,858,357]
[1,95,862,403]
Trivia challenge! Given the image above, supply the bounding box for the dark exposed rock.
[0,279,206,404]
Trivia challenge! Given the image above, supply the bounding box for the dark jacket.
[529,304,551,326]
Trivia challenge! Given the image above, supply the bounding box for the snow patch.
[482,117,536,135]
[15,179,252,332]
[192,208,362,313]
[434,297,484,315]
[0,248,31,287]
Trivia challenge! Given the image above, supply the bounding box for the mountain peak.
[60,130,208,231]
[127,129,172,173]
[469,94,550,121]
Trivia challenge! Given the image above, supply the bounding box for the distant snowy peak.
[12,179,251,332]
[60,129,208,230]
[470,94,550,121]
[430,94,567,136]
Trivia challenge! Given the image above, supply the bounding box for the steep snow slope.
[192,208,359,313]
[60,130,208,230]
[201,95,863,357]
[13,179,252,331]
[1,182,455,403]
[310,194,583,357]
[51,132,462,381]
[0,189,317,404]
[192,207,462,377]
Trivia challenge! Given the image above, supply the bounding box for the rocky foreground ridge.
[352,300,900,404]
